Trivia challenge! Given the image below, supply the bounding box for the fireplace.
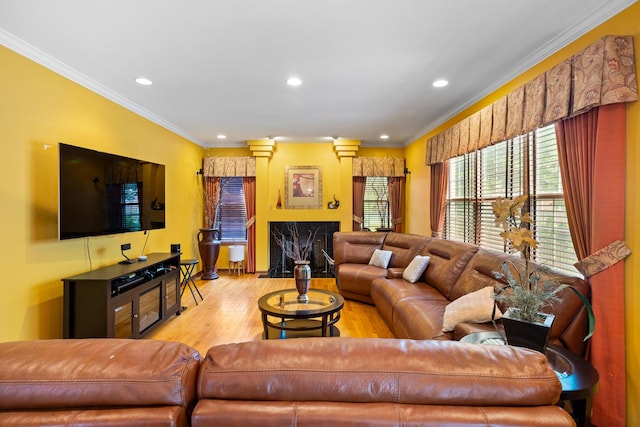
[268,221,340,278]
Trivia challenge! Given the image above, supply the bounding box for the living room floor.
[147,272,393,355]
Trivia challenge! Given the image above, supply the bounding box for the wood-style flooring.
[147,272,393,355]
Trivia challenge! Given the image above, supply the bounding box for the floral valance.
[203,156,256,177]
[426,35,638,165]
[105,163,142,184]
[352,157,405,177]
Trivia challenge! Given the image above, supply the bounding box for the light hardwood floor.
[147,272,393,355]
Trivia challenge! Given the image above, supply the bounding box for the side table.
[461,331,599,427]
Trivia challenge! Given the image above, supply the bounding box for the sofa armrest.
[386,267,404,279]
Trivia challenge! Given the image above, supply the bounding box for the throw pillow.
[402,255,431,283]
[368,249,393,268]
[442,286,502,332]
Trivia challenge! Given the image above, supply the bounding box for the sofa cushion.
[442,286,502,332]
[381,232,431,268]
[371,277,445,330]
[197,338,562,406]
[333,231,385,265]
[392,298,450,340]
[421,239,479,299]
[336,263,388,303]
[402,255,431,283]
[369,248,392,268]
[0,339,201,411]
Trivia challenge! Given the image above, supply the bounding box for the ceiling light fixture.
[380,134,390,140]
[217,134,226,139]
[432,79,448,88]
[135,77,153,86]
[286,77,302,86]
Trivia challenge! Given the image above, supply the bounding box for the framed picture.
[284,166,322,209]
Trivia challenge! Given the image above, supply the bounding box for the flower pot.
[198,228,221,280]
[502,307,554,353]
[294,261,311,303]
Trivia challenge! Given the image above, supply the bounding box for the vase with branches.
[272,223,319,302]
[492,195,594,351]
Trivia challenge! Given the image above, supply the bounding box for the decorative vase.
[502,307,554,353]
[198,228,221,280]
[293,260,311,303]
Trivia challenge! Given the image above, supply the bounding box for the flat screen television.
[58,143,166,240]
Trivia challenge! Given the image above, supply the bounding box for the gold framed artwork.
[284,166,322,209]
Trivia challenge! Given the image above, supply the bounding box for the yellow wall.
[404,3,640,423]
[0,45,204,341]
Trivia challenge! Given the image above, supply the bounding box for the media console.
[63,253,181,339]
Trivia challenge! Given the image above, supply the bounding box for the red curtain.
[429,161,448,237]
[555,103,627,426]
[243,177,256,273]
[352,177,366,231]
[388,177,405,232]
[203,177,220,229]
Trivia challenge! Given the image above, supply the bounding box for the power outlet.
[121,243,131,251]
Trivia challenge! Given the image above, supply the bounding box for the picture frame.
[284,165,322,209]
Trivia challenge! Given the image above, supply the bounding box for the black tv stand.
[63,253,181,339]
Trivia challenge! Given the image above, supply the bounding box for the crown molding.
[0,28,204,147]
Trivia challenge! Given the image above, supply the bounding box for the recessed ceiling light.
[286,77,302,86]
[433,79,448,88]
[217,134,226,140]
[380,134,390,140]
[135,77,153,86]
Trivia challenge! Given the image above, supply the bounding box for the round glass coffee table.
[258,289,344,339]
[461,331,599,427]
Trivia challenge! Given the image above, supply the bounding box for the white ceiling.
[0,0,636,148]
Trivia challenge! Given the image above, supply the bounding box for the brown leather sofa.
[1,338,575,426]
[0,339,201,427]
[195,338,573,426]
[334,231,592,356]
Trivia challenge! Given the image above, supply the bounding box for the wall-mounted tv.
[58,143,166,240]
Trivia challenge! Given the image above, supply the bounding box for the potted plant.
[492,195,595,353]
[272,223,318,302]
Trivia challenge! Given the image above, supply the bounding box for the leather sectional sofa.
[333,231,592,356]
[0,338,575,426]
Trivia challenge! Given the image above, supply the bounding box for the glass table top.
[258,289,344,316]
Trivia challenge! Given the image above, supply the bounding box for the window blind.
[218,177,247,241]
[363,176,389,230]
[444,124,578,274]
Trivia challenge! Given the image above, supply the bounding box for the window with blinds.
[218,177,247,241]
[363,176,389,231]
[444,124,578,274]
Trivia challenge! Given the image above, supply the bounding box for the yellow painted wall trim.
[247,139,276,158]
[333,139,361,157]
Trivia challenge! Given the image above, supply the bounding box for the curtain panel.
[352,177,366,231]
[556,103,628,426]
[426,35,637,166]
[243,177,256,273]
[429,161,448,238]
[388,177,404,232]
[203,156,256,177]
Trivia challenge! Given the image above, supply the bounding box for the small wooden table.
[461,331,599,427]
[258,289,344,339]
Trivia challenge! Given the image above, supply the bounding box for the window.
[217,177,247,241]
[363,176,389,230]
[444,125,577,273]
[121,182,141,231]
